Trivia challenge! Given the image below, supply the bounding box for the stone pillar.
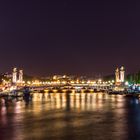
[19,70,23,83]
[12,68,17,84]
[115,68,120,83]
[120,66,125,83]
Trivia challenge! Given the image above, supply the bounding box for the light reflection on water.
[0,93,140,140]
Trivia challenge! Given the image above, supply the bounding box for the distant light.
[70,81,74,84]
[97,79,102,84]
[82,81,85,84]
[87,80,91,84]
[125,81,129,86]
[132,85,136,90]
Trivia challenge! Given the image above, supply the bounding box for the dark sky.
[0,0,140,76]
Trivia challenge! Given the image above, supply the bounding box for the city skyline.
[0,66,123,77]
[1,1,140,140]
[0,65,139,78]
[0,0,140,76]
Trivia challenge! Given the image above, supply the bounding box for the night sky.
[0,0,140,76]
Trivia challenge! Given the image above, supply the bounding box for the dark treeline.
[126,71,140,84]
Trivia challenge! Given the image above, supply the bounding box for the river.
[0,93,140,140]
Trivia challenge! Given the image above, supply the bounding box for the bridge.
[29,83,113,93]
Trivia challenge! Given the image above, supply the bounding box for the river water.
[0,93,140,140]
